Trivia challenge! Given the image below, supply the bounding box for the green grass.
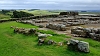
[79,12,100,14]
[0,14,11,19]
[21,10,100,16]
[20,10,59,16]
[0,21,100,56]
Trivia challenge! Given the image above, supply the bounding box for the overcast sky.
[0,0,100,10]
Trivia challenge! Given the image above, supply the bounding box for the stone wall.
[71,27,100,41]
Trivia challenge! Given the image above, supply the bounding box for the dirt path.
[81,24,100,29]
[38,27,71,35]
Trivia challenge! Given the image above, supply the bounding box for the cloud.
[0,0,100,10]
[23,1,58,5]
[0,0,15,4]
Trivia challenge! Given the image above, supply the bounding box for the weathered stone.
[46,23,67,31]
[97,29,100,34]
[46,34,53,37]
[71,27,86,37]
[38,39,44,43]
[46,24,49,28]
[58,42,63,46]
[38,39,44,45]
[60,25,66,31]
[47,40,54,45]
[89,33,96,39]
[53,41,57,45]
[78,41,89,53]
[38,34,47,39]
[95,34,100,41]
[59,11,78,16]
[29,28,36,34]
[13,27,37,35]
[83,28,92,33]
[14,27,20,33]
[77,27,84,30]
[92,29,98,33]
[69,39,79,45]
[39,25,44,28]
[10,26,16,29]
[23,30,30,35]
[68,39,89,53]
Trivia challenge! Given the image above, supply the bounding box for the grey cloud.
[0,0,100,10]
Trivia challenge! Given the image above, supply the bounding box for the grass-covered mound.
[0,21,100,56]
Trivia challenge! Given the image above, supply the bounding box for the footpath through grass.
[0,21,100,56]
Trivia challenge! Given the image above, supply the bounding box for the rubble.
[38,39,45,45]
[13,27,37,35]
[47,40,54,45]
[38,34,47,39]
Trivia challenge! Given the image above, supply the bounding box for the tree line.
[0,10,34,18]
[11,11,34,18]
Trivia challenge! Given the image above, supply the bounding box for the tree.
[1,10,10,14]
[12,11,34,18]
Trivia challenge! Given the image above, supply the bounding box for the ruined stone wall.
[71,27,100,41]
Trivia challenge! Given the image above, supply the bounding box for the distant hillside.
[0,14,11,19]
[0,10,12,19]
[20,10,59,16]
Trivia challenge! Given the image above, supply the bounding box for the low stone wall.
[11,26,90,53]
[71,27,100,41]
[11,26,37,35]
[46,23,67,31]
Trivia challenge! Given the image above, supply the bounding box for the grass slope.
[0,14,11,19]
[79,12,100,14]
[0,22,100,56]
[21,10,59,16]
[21,10,100,15]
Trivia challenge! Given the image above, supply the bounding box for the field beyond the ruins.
[0,21,100,56]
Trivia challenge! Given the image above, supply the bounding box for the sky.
[0,0,100,10]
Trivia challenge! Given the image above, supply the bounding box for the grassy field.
[0,10,60,20]
[79,12,100,14]
[21,10,100,16]
[0,14,11,19]
[20,10,59,16]
[0,21,100,56]
[1,10,100,20]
